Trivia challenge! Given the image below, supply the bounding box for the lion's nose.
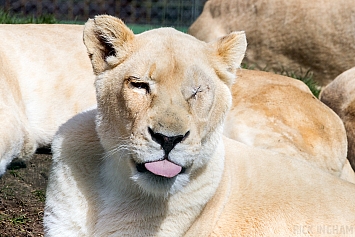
[148,127,190,155]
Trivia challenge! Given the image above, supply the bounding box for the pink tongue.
[145,160,182,178]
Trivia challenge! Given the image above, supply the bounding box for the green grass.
[10,215,28,225]
[0,213,28,227]
[0,9,188,33]
[0,9,57,24]
[8,169,23,180]
[0,186,15,199]
[32,189,46,202]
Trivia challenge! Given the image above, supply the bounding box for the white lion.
[1,22,352,183]
[0,23,353,183]
[44,15,355,236]
[227,69,355,182]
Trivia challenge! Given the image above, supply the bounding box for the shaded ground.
[0,151,52,237]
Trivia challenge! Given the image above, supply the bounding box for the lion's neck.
[95,138,225,236]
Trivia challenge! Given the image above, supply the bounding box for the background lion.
[188,0,355,86]
[321,67,355,171]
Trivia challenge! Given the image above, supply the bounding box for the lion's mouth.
[136,159,186,178]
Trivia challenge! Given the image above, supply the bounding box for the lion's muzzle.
[133,128,190,178]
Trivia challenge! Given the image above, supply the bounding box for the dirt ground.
[0,150,51,237]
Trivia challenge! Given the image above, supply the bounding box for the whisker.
[103,145,130,160]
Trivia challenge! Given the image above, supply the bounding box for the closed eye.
[130,81,150,94]
[191,85,202,99]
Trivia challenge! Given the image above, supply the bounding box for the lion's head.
[83,15,246,196]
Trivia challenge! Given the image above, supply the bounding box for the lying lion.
[0,24,96,175]
[1,22,353,184]
[321,67,355,171]
[188,0,355,86]
[227,69,355,183]
[44,15,355,236]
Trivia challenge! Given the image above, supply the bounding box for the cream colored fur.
[0,24,96,175]
[321,67,355,171]
[188,0,355,86]
[226,69,355,183]
[44,15,355,236]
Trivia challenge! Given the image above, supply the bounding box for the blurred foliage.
[0,8,57,24]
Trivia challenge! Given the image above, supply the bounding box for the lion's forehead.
[114,28,215,89]
[134,29,209,63]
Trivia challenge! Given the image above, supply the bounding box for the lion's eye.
[130,81,150,94]
[191,86,203,99]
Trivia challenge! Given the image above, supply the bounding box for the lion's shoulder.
[51,108,102,165]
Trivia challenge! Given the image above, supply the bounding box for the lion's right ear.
[83,15,135,75]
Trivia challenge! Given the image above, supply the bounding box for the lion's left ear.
[83,15,135,75]
[209,31,247,87]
